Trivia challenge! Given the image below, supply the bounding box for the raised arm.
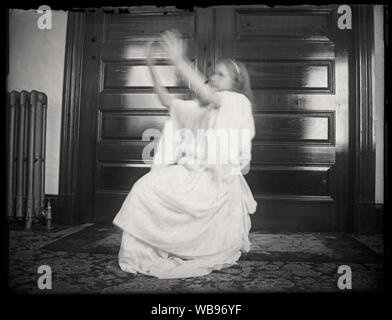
[145,41,174,108]
[160,30,219,107]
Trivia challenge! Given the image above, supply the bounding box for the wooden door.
[79,5,350,231]
[214,5,350,231]
[78,7,214,222]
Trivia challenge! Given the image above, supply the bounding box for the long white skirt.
[112,164,257,279]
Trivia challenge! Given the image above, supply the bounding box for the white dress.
[112,91,257,279]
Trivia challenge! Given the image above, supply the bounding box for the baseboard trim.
[56,193,78,225]
[355,202,384,234]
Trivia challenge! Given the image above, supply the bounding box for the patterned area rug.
[9,224,384,293]
[42,223,382,263]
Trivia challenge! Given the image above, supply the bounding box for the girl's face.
[210,63,233,91]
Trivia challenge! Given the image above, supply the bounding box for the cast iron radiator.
[6,90,48,229]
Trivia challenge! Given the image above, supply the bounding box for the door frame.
[348,6,382,234]
[57,6,379,233]
[58,11,85,225]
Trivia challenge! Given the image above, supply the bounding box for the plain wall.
[373,5,384,204]
[7,9,68,195]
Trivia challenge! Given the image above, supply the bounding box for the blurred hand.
[160,30,186,63]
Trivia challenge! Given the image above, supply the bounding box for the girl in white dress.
[113,30,257,279]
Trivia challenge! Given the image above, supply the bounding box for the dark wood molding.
[350,6,380,234]
[6,9,9,77]
[354,202,384,234]
[77,11,104,223]
[57,12,86,225]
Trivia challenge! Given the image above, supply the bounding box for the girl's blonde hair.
[219,59,254,106]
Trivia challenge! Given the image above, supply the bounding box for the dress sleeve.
[241,95,255,140]
[214,92,255,175]
[228,94,254,171]
[215,91,255,136]
[238,95,255,174]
